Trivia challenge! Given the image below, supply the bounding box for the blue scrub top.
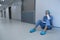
[43,15,53,26]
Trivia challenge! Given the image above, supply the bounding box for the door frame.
[21,0,36,24]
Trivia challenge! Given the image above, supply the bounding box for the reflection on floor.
[0,18,60,40]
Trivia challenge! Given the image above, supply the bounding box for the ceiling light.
[0,4,2,6]
[1,0,4,1]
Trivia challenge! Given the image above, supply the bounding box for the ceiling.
[0,0,21,10]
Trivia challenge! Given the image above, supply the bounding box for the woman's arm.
[50,16,54,27]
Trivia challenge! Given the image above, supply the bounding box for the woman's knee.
[35,20,41,27]
[36,20,41,24]
[37,20,41,23]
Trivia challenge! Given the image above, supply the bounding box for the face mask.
[47,14,51,20]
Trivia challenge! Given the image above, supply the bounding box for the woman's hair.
[45,10,50,15]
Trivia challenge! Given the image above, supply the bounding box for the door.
[21,0,35,24]
[9,7,12,19]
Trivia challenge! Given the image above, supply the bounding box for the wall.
[36,0,60,27]
[0,11,1,17]
[2,10,5,18]
[6,7,9,19]
[11,1,22,20]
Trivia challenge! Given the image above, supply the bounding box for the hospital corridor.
[0,18,60,40]
[0,0,60,40]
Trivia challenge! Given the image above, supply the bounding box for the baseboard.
[54,26,60,28]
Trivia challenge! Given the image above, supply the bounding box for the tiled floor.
[0,18,60,40]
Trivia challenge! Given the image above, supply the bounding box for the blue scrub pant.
[35,20,52,30]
